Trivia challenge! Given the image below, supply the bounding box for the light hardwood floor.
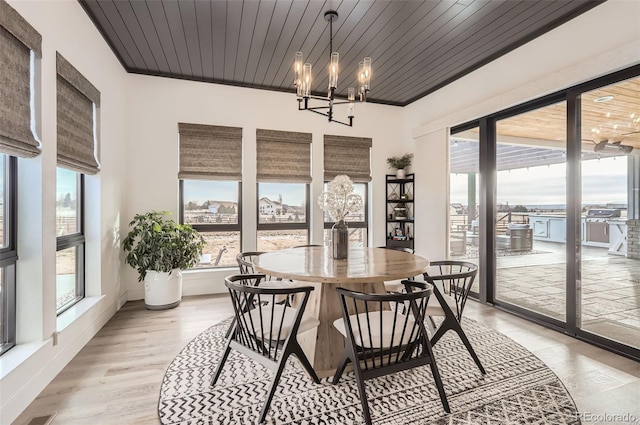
[14,294,640,425]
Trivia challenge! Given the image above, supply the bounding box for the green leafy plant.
[123,211,205,281]
[386,153,413,170]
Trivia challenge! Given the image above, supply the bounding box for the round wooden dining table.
[253,246,429,377]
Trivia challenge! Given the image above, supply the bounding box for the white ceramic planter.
[396,168,406,179]
[144,269,182,310]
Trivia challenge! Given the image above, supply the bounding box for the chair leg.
[224,317,236,339]
[258,354,289,424]
[291,343,320,384]
[211,344,232,386]
[423,338,451,413]
[428,360,451,413]
[452,321,486,374]
[351,357,373,425]
[332,351,351,385]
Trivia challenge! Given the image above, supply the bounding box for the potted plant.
[386,153,413,179]
[123,211,205,310]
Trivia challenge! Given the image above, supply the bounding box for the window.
[178,123,243,268]
[181,180,241,268]
[0,1,41,354]
[56,167,84,313]
[323,182,368,247]
[257,183,309,251]
[256,129,312,251]
[0,155,17,355]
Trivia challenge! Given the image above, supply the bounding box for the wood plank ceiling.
[450,76,640,173]
[79,0,603,106]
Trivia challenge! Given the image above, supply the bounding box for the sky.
[56,168,77,201]
[451,156,629,207]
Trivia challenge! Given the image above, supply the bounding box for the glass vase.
[332,220,349,259]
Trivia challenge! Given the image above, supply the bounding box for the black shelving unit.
[385,173,414,250]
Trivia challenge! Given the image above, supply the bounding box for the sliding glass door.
[494,102,567,322]
[449,127,480,295]
[578,77,640,350]
[449,65,640,359]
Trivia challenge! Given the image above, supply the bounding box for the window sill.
[184,266,237,275]
[0,340,47,380]
[56,295,105,332]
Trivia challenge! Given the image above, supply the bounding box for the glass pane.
[257,229,308,251]
[580,76,640,349]
[0,155,5,248]
[494,101,567,321]
[56,246,78,311]
[258,183,306,224]
[193,231,240,269]
[56,168,79,236]
[323,182,367,223]
[183,180,239,225]
[323,227,367,247]
[449,128,480,294]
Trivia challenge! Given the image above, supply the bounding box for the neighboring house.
[259,197,282,215]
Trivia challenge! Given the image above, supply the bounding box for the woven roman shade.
[178,123,242,180]
[0,0,42,158]
[256,129,312,183]
[57,53,100,174]
[324,135,372,182]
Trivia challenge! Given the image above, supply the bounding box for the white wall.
[403,0,640,259]
[124,75,406,298]
[0,1,128,423]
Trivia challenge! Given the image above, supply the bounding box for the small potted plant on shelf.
[123,211,205,310]
[386,153,413,179]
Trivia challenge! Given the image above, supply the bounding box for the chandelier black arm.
[303,107,353,127]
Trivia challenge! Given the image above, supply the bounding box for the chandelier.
[293,10,371,127]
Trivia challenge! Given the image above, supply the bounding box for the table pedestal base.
[297,280,388,378]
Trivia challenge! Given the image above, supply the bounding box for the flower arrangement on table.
[317,175,363,223]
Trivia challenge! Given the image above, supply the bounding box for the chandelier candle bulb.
[294,51,303,96]
[348,88,355,117]
[329,52,339,90]
[302,63,312,98]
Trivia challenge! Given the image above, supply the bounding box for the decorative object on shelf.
[293,10,371,127]
[386,153,413,179]
[123,211,205,310]
[318,175,363,259]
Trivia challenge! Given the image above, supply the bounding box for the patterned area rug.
[158,318,580,424]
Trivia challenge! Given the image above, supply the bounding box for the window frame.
[0,155,18,355]
[55,169,85,315]
[179,179,243,267]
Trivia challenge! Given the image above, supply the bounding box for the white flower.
[317,175,363,222]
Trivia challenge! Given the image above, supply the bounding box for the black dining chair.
[332,280,450,424]
[212,274,320,423]
[236,251,291,304]
[423,260,486,374]
[377,245,416,293]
